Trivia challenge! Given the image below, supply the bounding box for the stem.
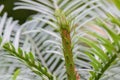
[55,10,76,80]
[61,28,76,80]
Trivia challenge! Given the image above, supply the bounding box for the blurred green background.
[0,0,36,24]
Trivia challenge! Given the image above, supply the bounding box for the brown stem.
[61,28,76,80]
[55,9,80,80]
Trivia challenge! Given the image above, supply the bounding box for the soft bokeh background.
[0,0,36,24]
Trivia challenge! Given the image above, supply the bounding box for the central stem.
[61,28,76,80]
[55,10,77,80]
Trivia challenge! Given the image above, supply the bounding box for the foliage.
[79,15,120,80]
[12,69,20,80]
[3,42,54,80]
[0,0,120,80]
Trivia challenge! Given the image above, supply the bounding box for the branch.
[3,42,55,80]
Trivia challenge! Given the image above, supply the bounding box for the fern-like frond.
[14,0,108,30]
[1,0,118,80]
[20,16,66,80]
[3,42,55,80]
[78,14,120,80]
[13,0,110,79]
[0,5,44,80]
